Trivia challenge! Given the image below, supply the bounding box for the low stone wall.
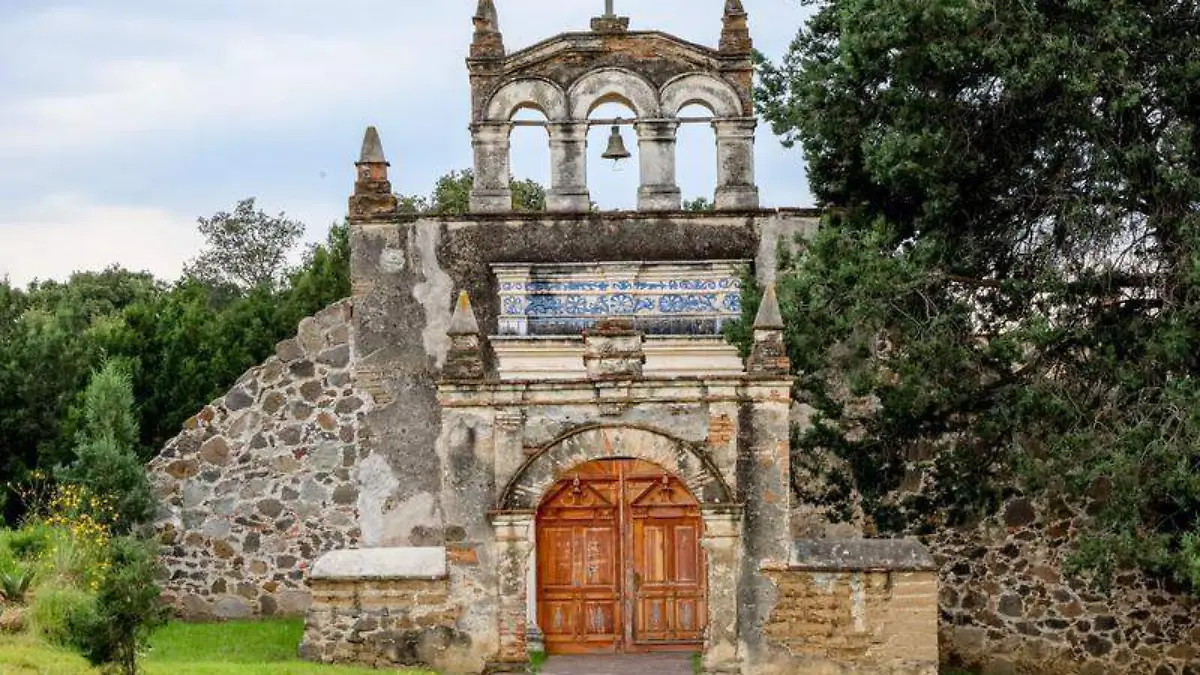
[762,540,940,675]
[150,300,368,619]
[936,498,1199,675]
[299,548,474,673]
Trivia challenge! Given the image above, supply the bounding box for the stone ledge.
[310,548,447,581]
[790,539,936,572]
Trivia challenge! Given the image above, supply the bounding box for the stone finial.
[471,0,505,59]
[350,126,398,220]
[444,291,487,380]
[748,284,789,376]
[753,283,785,330]
[448,291,482,336]
[359,126,387,164]
[720,0,753,54]
[584,318,645,380]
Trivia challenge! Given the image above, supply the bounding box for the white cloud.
[0,1,817,283]
[0,8,446,161]
[0,195,202,285]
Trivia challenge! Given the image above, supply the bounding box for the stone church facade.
[150,3,946,674]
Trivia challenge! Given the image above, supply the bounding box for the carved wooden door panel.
[626,468,706,650]
[537,459,705,655]
[537,461,622,654]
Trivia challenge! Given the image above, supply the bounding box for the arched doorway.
[536,459,706,655]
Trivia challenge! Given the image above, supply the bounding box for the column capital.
[546,121,590,139]
[634,119,681,140]
[712,117,758,137]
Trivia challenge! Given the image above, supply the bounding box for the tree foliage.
[70,536,166,674]
[0,221,350,525]
[184,197,305,290]
[756,0,1200,585]
[58,362,154,534]
[398,169,547,215]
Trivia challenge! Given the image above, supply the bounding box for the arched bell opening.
[509,108,552,211]
[675,103,718,211]
[534,458,706,655]
[586,101,641,212]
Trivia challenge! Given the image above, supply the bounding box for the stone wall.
[765,571,939,675]
[150,301,369,619]
[936,499,1199,675]
[761,540,940,675]
[300,548,470,673]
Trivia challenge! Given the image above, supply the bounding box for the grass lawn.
[0,618,434,674]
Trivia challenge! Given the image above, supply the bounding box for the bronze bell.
[601,124,632,162]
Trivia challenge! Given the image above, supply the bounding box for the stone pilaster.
[470,122,513,213]
[738,377,792,669]
[635,120,682,211]
[713,118,759,210]
[491,513,535,670]
[547,122,590,212]
[349,126,398,220]
[492,409,526,500]
[701,506,743,674]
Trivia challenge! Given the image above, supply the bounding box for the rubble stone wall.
[763,570,938,675]
[935,499,1199,675]
[300,578,462,671]
[150,300,369,619]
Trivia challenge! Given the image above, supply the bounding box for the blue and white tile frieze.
[493,261,749,336]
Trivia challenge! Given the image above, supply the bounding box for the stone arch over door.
[499,425,733,511]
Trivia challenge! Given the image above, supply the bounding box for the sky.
[0,1,815,286]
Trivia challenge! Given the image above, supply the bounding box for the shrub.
[70,536,166,675]
[58,361,154,534]
[0,567,34,604]
[30,584,97,647]
[3,523,55,561]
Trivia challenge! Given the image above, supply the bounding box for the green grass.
[0,618,433,674]
[528,649,548,674]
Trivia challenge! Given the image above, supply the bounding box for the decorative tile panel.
[493,261,748,336]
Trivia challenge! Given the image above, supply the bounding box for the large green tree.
[756,0,1200,584]
[184,197,306,290]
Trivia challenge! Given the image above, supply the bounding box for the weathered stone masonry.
[151,301,367,620]
[147,4,947,675]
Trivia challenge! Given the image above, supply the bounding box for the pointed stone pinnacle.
[753,283,785,330]
[448,291,482,335]
[359,126,387,164]
[475,0,499,32]
[724,0,746,14]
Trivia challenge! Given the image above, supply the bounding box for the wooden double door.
[536,459,706,654]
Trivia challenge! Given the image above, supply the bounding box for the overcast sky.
[0,1,815,286]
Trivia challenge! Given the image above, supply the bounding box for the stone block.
[310,548,448,581]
